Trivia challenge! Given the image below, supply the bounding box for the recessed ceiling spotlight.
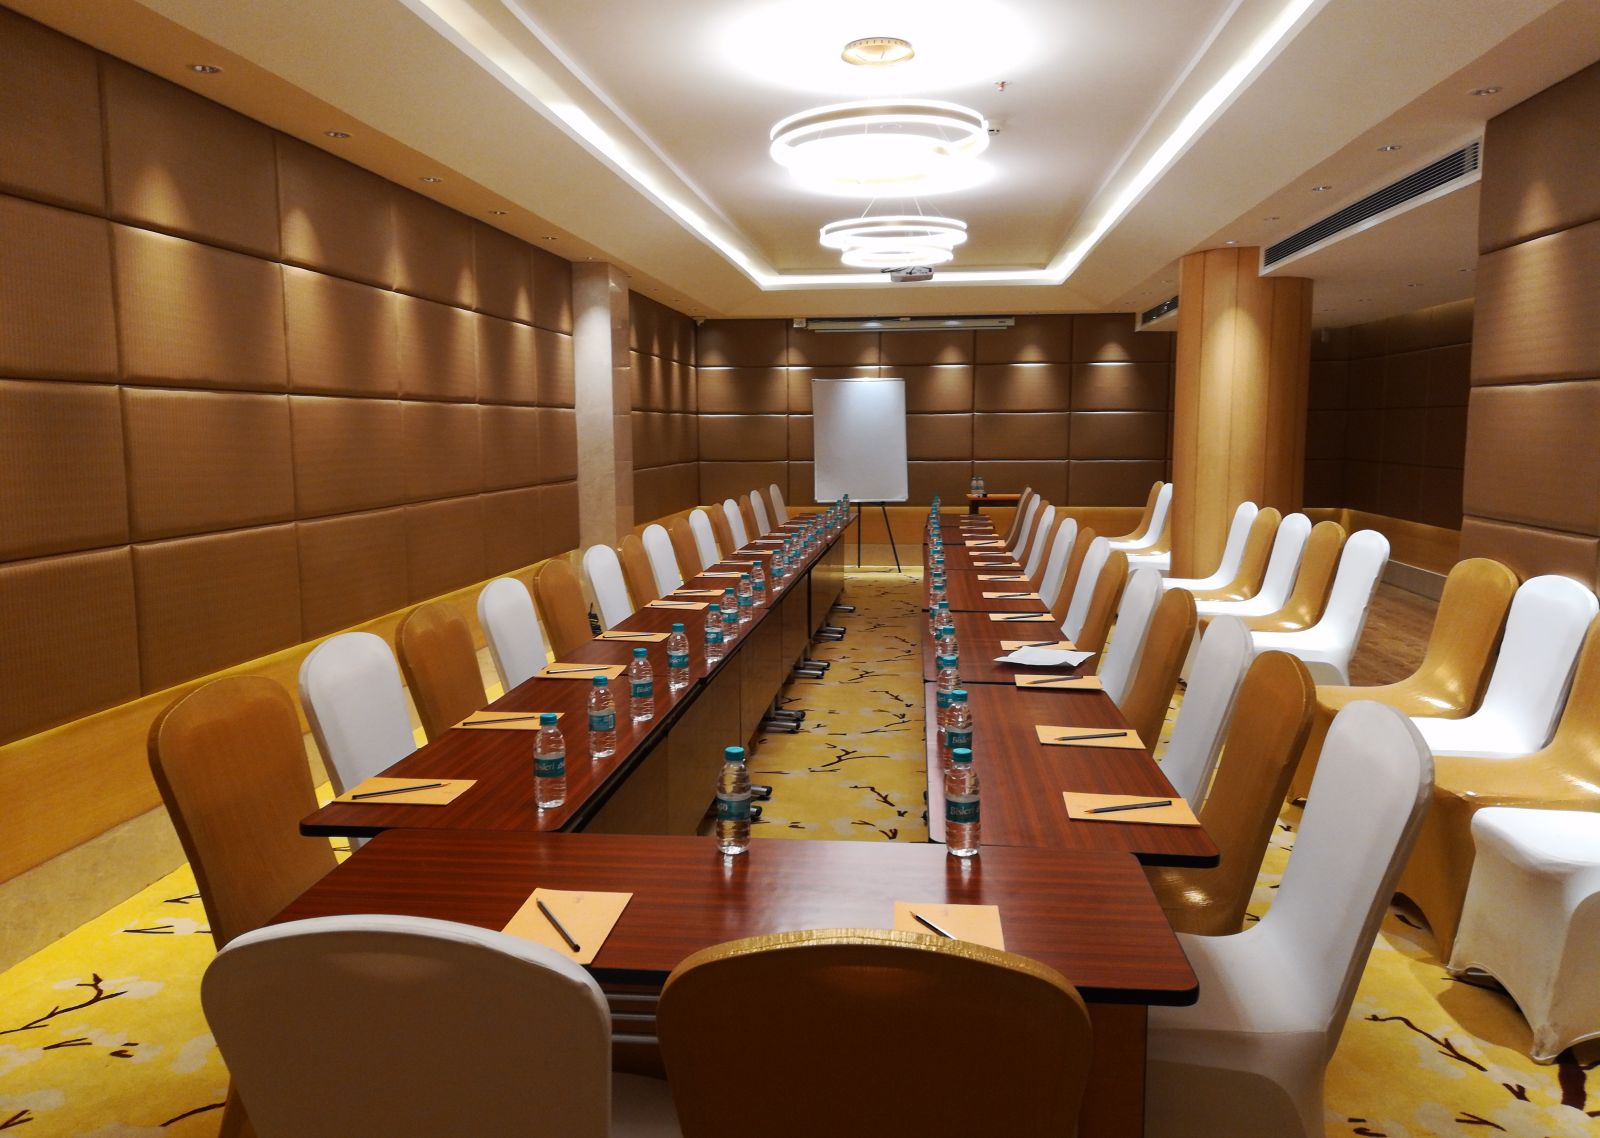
[841,37,914,66]
[1223,239,1237,245]
[1263,215,1280,221]
[541,236,559,241]
[419,176,443,183]
[1310,184,1331,192]
[770,100,989,197]
[324,130,351,139]
[1470,86,1503,96]
[487,209,508,216]
[1377,143,1402,152]
[189,63,222,74]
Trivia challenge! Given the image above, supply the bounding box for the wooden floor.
[1347,583,1435,686]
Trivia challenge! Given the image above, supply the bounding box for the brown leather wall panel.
[529,247,573,334]
[786,366,880,412]
[538,407,578,483]
[102,60,279,258]
[788,462,816,507]
[1379,407,1427,464]
[1426,344,1471,406]
[114,225,288,391]
[787,415,814,460]
[1071,362,1171,410]
[296,508,409,639]
[481,486,544,577]
[974,461,1067,504]
[396,294,478,401]
[1422,406,1468,468]
[1073,314,1171,362]
[133,525,302,691]
[276,136,396,288]
[880,330,974,366]
[1345,461,1382,515]
[974,363,1072,411]
[1472,221,1600,385]
[908,461,973,505]
[634,463,699,524]
[478,317,538,406]
[1479,61,1600,254]
[1070,412,1168,460]
[0,10,104,212]
[787,330,880,367]
[669,360,696,412]
[907,414,973,460]
[0,380,127,560]
[974,316,1073,363]
[901,365,974,412]
[696,320,786,368]
[391,189,475,308]
[535,328,575,407]
[1344,408,1384,462]
[1417,467,1464,530]
[699,414,787,461]
[1379,462,1422,521]
[974,413,1069,459]
[0,195,117,380]
[1460,516,1599,586]
[1305,410,1347,462]
[406,496,487,600]
[632,411,668,469]
[473,223,535,324]
[401,401,483,501]
[1304,459,1344,507]
[538,482,580,557]
[631,352,664,410]
[479,404,542,491]
[671,414,699,465]
[1308,361,1348,409]
[1462,382,1600,535]
[123,389,295,540]
[283,267,402,397]
[290,395,404,518]
[0,548,140,740]
[700,461,786,507]
[1069,460,1169,506]
[699,367,788,413]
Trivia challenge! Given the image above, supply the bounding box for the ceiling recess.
[795,315,1016,333]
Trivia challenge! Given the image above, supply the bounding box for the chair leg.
[218,1087,256,1138]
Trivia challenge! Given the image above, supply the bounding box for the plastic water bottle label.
[738,593,752,607]
[715,792,751,822]
[946,729,972,751]
[705,626,723,644]
[631,679,652,700]
[945,794,979,826]
[668,651,689,668]
[936,690,955,710]
[535,753,565,778]
[588,710,615,732]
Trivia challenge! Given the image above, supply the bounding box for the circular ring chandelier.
[769,99,990,197]
[819,215,968,267]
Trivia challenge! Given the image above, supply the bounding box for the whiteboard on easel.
[811,377,908,504]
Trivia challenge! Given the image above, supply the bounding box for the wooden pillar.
[572,262,634,548]
[1170,247,1311,577]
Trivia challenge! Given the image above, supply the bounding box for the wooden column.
[572,262,634,548]
[1170,247,1311,577]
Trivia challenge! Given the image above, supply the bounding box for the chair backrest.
[1062,535,1111,641]
[1035,518,1079,607]
[476,577,549,691]
[1021,504,1058,580]
[1260,701,1432,1054]
[582,543,634,628]
[1099,567,1163,704]
[396,602,486,741]
[1002,486,1035,547]
[1407,557,1519,710]
[1116,587,1198,750]
[748,489,772,537]
[721,498,749,548]
[1249,512,1313,610]
[616,533,660,607]
[1007,494,1042,559]
[1193,507,1280,601]
[1245,520,1347,631]
[1166,500,1259,590]
[1539,616,1600,777]
[1161,616,1253,806]
[1143,481,1172,545]
[533,557,594,660]
[1474,573,1600,739]
[667,515,706,577]
[641,523,684,596]
[298,632,417,796]
[147,677,336,948]
[1117,481,1163,542]
[767,482,790,524]
[1305,528,1389,642]
[658,928,1093,1137]
[735,495,759,545]
[688,507,723,568]
[204,915,616,1138]
[1074,548,1130,660]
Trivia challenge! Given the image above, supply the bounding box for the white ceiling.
[17,0,1600,325]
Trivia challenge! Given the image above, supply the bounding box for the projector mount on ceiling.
[881,265,934,282]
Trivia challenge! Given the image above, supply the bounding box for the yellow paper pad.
[453,710,563,731]
[1014,675,1103,691]
[335,777,475,806]
[670,590,725,598]
[538,663,627,681]
[596,631,670,643]
[648,600,710,611]
[501,889,633,966]
[892,903,1005,950]
[981,591,1043,601]
[965,540,1005,548]
[1063,793,1199,826]
[699,572,743,578]
[978,574,1029,581]
[988,612,1054,623]
[1000,640,1078,651]
[1035,725,1145,750]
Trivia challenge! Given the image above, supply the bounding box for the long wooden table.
[921,611,1076,684]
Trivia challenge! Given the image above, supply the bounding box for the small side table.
[966,491,1021,515]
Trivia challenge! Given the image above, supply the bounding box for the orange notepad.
[1014,675,1102,691]
[893,902,1005,950]
[538,663,627,681]
[1035,725,1145,750]
[978,574,1029,581]
[502,889,633,965]
[965,540,1005,548]
[1063,793,1199,826]
[453,710,563,731]
[334,777,475,806]
[670,589,724,598]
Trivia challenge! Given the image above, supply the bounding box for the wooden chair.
[1288,557,1518,801]
[735,494,759,545]
[1116,587,1197,751]
[1075,548,1130,662]
[617,533,660,607]
[1001,485,1035,547]
[148,675,338,1138]
[1109,480,1163,543]
[667,515,705,577]
[534,557,594,660]
[707,502,736,560]
[1236,520,1347,634]
[1189,507,1281,602]
[1050,526,1097,627]
[658,928,1093,1136]
[396,601,486,741]
[1144,651,1316,936]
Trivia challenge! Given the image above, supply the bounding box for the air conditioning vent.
[1138,295,1178,329]
[1263,140,1481,270]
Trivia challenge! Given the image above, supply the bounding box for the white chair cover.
[1099,568,1162,705]
[1160,616,1252,807]
[1193,513,1311,618]
[1036,518,1079,610]
[477,577,550,691]
[1021,505,1057,581]
[1062,536,1111,643]
[1109,482,1171,552]
[721,498,749,548]
[1449,807,1600,1061]
[640,523,683,597]
[748,490,772,537]
[1409,574,1599,759]
[688,508,721,568]
[1164,502,1260,592]
[582,543,634,629]
[1126,548,1172,576]
[298,632,416,796]
[767,482,790,524]
[1006,495,1042,561]
[1146,702,1433,1138]
[1249,529,1390,684]
[203,914,679,1138]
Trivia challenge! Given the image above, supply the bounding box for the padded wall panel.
[973,461,1066,504]
[1460,515,1599,586]
[477,316,538,406]
[1462,382,1600,534]
[535,328,575,407]
[0,548,140,742]
[290,395,404,518]
[1071,362,1171,410]
[276,136,396,287]
[787,330,880,367]
[1478,61,1600,254]
[701,461,786,508]
[396,294,478,401]
[283,266,402,397]
[480,404,542,490]
[901,365,974,412]
[123,389,295,540]
[974,316,1073,364]
[1069,460,1169,506]
[1472,221,1600,384]
[906,414,972,460]
[114,225,287,391]
[973,413,1069,459]
[530,247,573,334]
[1304,459,1344,507]
[1070,412,1168,460]
[669,360,695,412]
[406,496,486,600]
[1305,410,1348,462]
[1422,406,1468,468]
[296,508,409,640]
[1426,344,1471,406]
[673,414,700,465]
[698,367,787,413]
[1308,361,1349,409]
[538,481,580,559]
[133,525,302,691]
[1379,463,1422,521]
[788,461,816,507]
[634,463,700,524]
[907,461,973,506]
[974,364,1072,411]
[401,401,483,501]
[1345,461,1382,515]
[632,411,668,469]
[630,351,661,410]
[0,380,127,561]
[537,407,578,482]
[102,61,279,258]
[697,320,786,368]
[1073,313,1171,361]
[1344,409,1384,462]
[482,485,544,576]
[392,189,475,308]
[0,195,117,380]
[785,366,880,412]
[0,10,104,212]
[699,414,787,461]
[879,330,973,366]
[787,415,814,461]
[1416,466,1464,530]
[1379,407,1427,464]
[473,222,535,324]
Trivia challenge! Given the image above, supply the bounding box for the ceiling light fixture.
[770,100,989,197]
[841,37,914,66]
[1310,184,1331,192]
[1377,143,1402,152]
[189,63,222,74]
[1469,86,1502,96]
[819,214,968,268]
[419,176,443,183]
[324,130,351,139]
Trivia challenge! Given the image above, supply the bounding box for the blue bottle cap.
[724,746,745,762]
[951,747,973,764]
[633,647,648,657]
[540,712,558,726]
[592,675,608,686]
[672,622,685,632]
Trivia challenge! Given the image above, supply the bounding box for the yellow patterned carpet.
[1,565,1595,1135]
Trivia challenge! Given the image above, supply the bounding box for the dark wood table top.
[924,682,1217,868]
[930,572,1048,614]
[927,543,1024,575]
[966,492,1022,511]
[921,611,1078,684]
[272,829,1198,1005]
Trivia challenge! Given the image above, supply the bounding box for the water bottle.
[587,675,616,759]
[945,747,980,858]
[704,604,726,662]
[628,647,655,723]
[750,559,768,605]
[667,622,691,690]
[929,572,946,611]
[975,473,986,496]
[970,473,980,495]
[533,712,565,809]
[934,654,960,732]
[734,575,753,623]
[943,689,972,766]
[720,589,740,643]
[932,598,954,639]
[716,745,752,856]
[936,622,958,667]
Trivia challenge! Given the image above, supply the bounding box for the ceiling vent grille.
[1138,295,1179,329]
[1263,140,1481,270]
[794,316,1016,333]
